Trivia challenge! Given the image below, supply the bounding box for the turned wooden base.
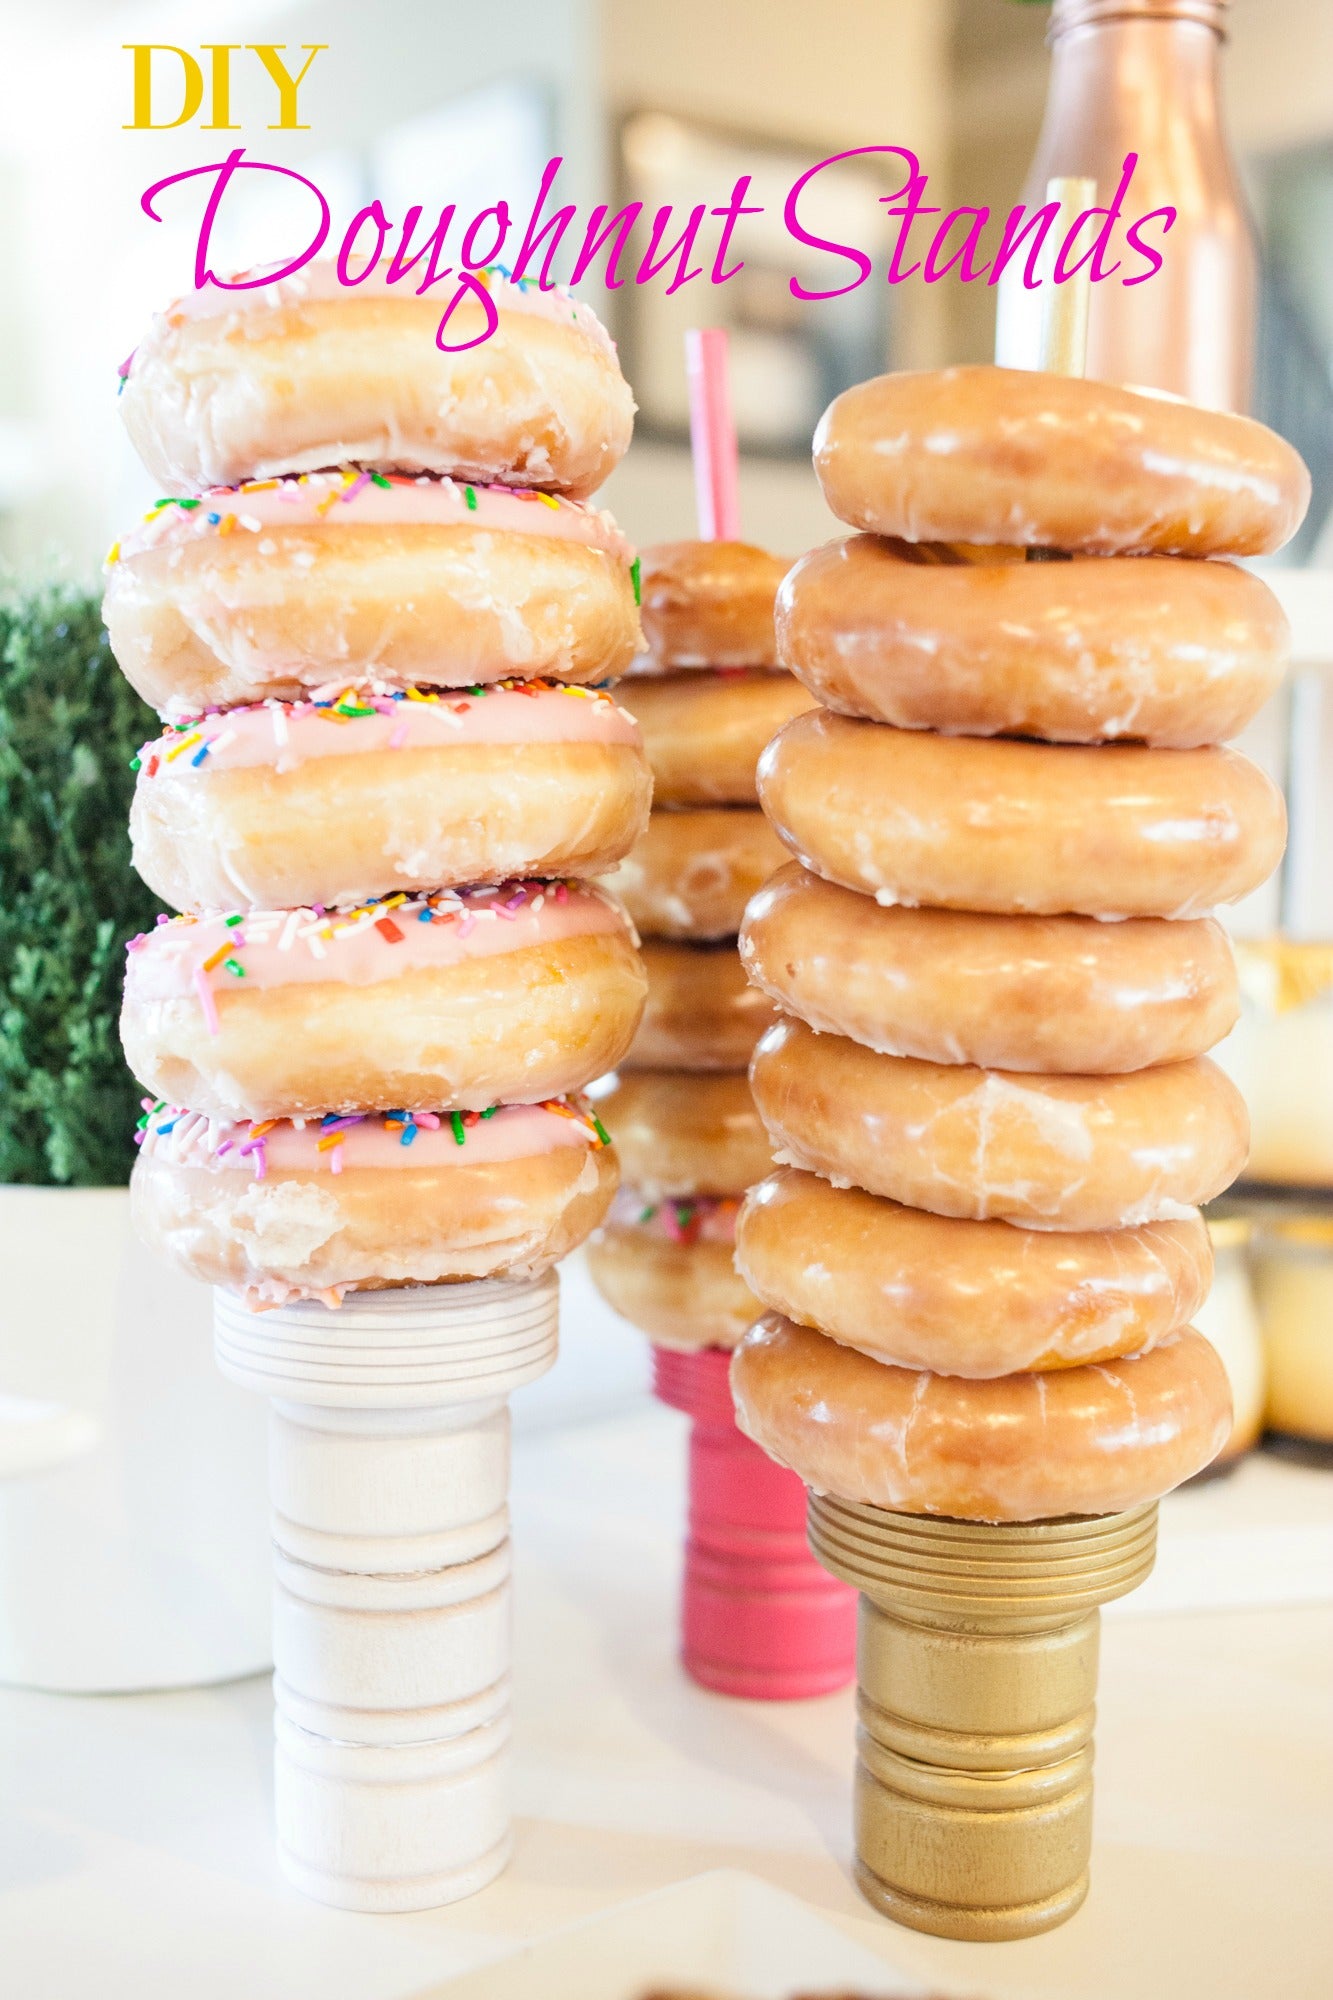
[653,1347,855,1700]
[214,1277,557,1912]
[808,1495,1159,1941]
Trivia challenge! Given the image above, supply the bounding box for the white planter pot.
[0,1185,271,1691]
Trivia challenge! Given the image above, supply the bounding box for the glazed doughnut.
[749,1019,1248,1230]
[130,680,651,914]
[104,473,641,717]
[132,1097,617,1309]
[599,808,789,941]
[736,1170,1212,1377]
[617,672,815,806]
[778,536,1287,748]
[592,1070,773,1199]
[625,941,776,1071]
[636,542,788,669]
[813,366,1310,556]
[586,1191,757,1350]
[730,1315,1232,1521]
[122,882,646,1121]
[119,263,634,498]
[741,865,1239,1075]
[758,710,1285,919]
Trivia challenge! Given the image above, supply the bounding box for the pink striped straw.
[685,327,741,541]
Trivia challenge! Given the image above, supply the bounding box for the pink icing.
[126,260,613,365]
[138,1098,608,1176]
[609,1188,740,1246]
[111,470,632,565]
[135,680,640,779]
[125,881,629,1004]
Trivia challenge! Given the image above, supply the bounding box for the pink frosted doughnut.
[586,1191,759,1351]
[129,679,652,913]
[118,262,635,497]
[122,881,647,1121]
[104,472,642,717]
[132,1097,617,1309]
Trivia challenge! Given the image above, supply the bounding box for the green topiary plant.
[0,579,161,1186]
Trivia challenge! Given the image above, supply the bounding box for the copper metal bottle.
[1014,0,1257,412]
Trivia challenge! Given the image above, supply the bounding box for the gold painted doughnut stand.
[787,182,1169,1941]
[809,1496,1158,1938]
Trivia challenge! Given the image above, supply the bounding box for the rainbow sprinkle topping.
[628,1196,741,1246]
[137,1095,611,1180]
[105,467,625,569]
[130,675,623,778]
[126,878,605,1034]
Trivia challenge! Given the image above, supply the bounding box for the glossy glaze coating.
[778,536,1287,747]
[741,865,1239,1073]
[636,541,789,669]
[814,367,1310,555]
[120,264,634,497]
[132,690,652,912]
[123,887,646,1120]
[599,807,789,942]
[731,1314,1232,1519]
[625,940,777,1071]
[133,1101,617,1308]
[105,475,641,716]
[617,671,815,805]
[736,1170,1212,1375]
[586,1217,757,1351]
[758,710,1286,919]
[593,1069,774,1199]
[749,1019,1248,1229]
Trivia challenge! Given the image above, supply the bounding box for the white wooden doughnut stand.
[213,1274,557,1911]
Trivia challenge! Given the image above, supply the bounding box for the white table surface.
[3,1391,1332,2000]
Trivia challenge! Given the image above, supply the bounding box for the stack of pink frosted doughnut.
[588,542,812,1347]
[732,365,1310,1522]
[108,264,652,1308]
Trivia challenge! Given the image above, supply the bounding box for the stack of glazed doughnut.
[110,261,651,1308]
[732,365,1309,1523]
[588,542,811,1347]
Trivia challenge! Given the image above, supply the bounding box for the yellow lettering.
[248,44,326,130]
[123,44,204,130]
[200,45,242,131]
